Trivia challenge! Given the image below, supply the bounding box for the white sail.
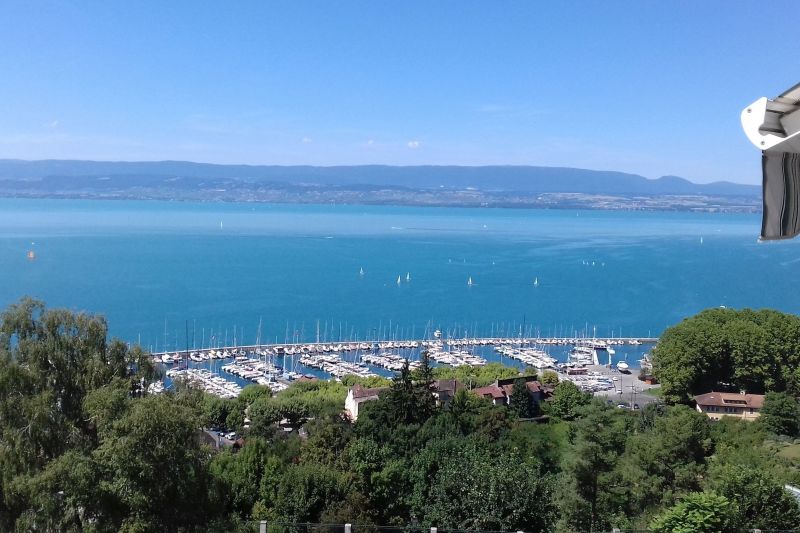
[467,276,473,286]
[359,267,364,276]
[406,272,410,282]
[397,275,401,284]
[533,277,539,287]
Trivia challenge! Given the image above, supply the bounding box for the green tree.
[0,299,164,530]
[300,415,353,467]
[422,361,520,388]
[82,380,133,442]
[509,378,533,418]
[202,394,234,429]
[759,391,800,437]
[558,402,628,532]
[280,376,388,418]
[92,394,213,531]
[385,360,434,425]
[421,440,554,531]
[270,464,345,523]
[707,463,800,530]
[616,405,711,515]
[652,308,800,403]
[248,396,310,436]
[444,388,492,434]
[650,491,736,533]
[501,421,568,474]
[209,437,273,518]
[547,380,591,420]
[414,351,437,419]
[11,450,103,532]
[541,369,559,386]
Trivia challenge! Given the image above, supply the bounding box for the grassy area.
[642,386,663,398]
[778,443,800,461]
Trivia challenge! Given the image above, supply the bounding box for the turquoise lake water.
[1,199,798,356]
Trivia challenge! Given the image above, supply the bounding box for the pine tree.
[388,359,417,424]
[418,350,434,389]
[414,350,436,420]
[509,378,532,418]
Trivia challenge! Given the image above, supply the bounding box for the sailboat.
[467,276,474,287]
[406,272,410,282]
[700,236,704,244]
[397,275,402,285]
[533,277,539,287]
[359,267,364,276]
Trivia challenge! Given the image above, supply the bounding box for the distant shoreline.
[0,191,761,214]
[0,159,762,214]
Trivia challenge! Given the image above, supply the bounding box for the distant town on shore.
[0,159,761,212]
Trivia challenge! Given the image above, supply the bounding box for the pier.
[153,335,659,398]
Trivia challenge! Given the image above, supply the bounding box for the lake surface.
[1,199,798,354]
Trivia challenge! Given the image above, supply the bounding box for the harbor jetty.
[151,336,656,362]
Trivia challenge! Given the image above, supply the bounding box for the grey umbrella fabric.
[762,151,800,240]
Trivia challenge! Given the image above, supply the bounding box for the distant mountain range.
[0,159,760,197]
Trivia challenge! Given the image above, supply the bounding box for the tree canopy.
[652,308,800,403]
[4,299,800,532]
[759,391,800,437]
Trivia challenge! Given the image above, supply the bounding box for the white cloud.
[366,139,375,146]
[301,137,312,144]
[407,140,420,149]
[46,120,59,129]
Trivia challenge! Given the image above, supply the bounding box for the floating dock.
[154,336,658,398]
[150,336,657,359]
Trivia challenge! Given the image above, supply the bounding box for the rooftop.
[350,383,387,400]
[694,391,765,408]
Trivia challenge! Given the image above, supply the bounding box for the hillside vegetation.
[2,299,800,532]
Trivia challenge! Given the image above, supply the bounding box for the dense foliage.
[652,307,800,403]
[3,300,800,532]
[418,361,521,387]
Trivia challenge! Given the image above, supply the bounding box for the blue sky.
[0,2,796,184]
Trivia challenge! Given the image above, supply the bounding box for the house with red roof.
[693,391,764,421]
[473,375,547,406]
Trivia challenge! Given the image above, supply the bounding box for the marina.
[165,368,243,399]
[153,336,657,398]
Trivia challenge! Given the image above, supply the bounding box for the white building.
[344,383,386,421]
